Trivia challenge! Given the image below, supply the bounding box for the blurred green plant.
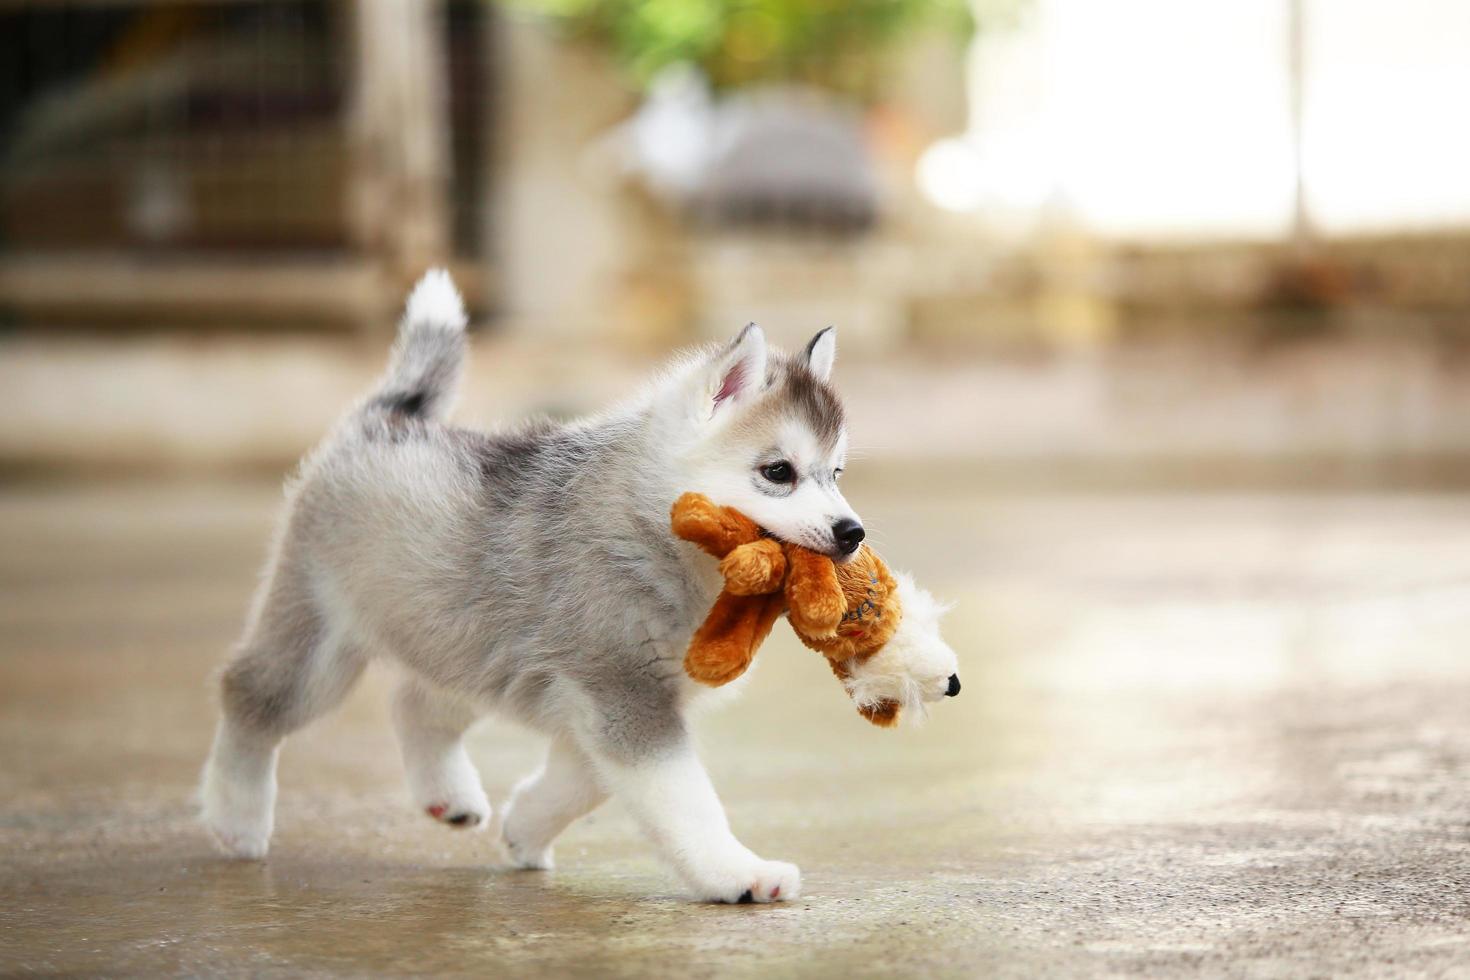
[503,0,1009,100]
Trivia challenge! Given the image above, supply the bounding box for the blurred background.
[7,3,1470,975]
[3,0,1470,477]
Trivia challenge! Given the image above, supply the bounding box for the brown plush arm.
[684,592,784,687]
[719,539,787,596]
[784,545,846,641]
[670,492,762,558]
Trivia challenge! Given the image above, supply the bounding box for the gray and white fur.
[201,269,958,903]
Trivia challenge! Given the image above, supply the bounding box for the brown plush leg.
[684,592,782,686]
[857,700,902,727]
[826,656,900,727]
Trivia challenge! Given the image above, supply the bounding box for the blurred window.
[951,0,1470,239]
[1,2,349,252]
[1302,0,1470,234]
[0,1,491,257]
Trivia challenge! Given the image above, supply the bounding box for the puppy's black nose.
[945,674,961,697]
[832,518,865,555]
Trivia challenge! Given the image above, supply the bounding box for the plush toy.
[671,492,959,726]
[670,492,839,682]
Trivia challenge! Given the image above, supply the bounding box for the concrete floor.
[3,474,1470,977]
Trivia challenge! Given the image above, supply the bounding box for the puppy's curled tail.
[366,268,468,422]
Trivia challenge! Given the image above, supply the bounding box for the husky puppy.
[202,270,959,903]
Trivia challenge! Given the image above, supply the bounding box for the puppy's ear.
[803,326,836,382]
[708,323,768,415]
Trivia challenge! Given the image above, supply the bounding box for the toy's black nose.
[945,674,961,697]
[832,518,865,555]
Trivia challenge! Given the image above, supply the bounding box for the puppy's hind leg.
[202,582,366,859]
[392,676,490,829]
[499,735,607,870]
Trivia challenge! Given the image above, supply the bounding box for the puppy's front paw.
[497,796,558,870]
[499,831,555,871]
[207,819,271,860]
[423,800,490,829]
[201,765,273,859]
[409,750,491,830]
[694,857,801,904]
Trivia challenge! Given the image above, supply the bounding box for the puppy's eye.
[760,461,795,484]
[833,467,844,481]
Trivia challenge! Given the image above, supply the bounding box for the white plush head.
[839,571,960,724]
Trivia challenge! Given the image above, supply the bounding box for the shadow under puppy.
[202,270,955,903]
